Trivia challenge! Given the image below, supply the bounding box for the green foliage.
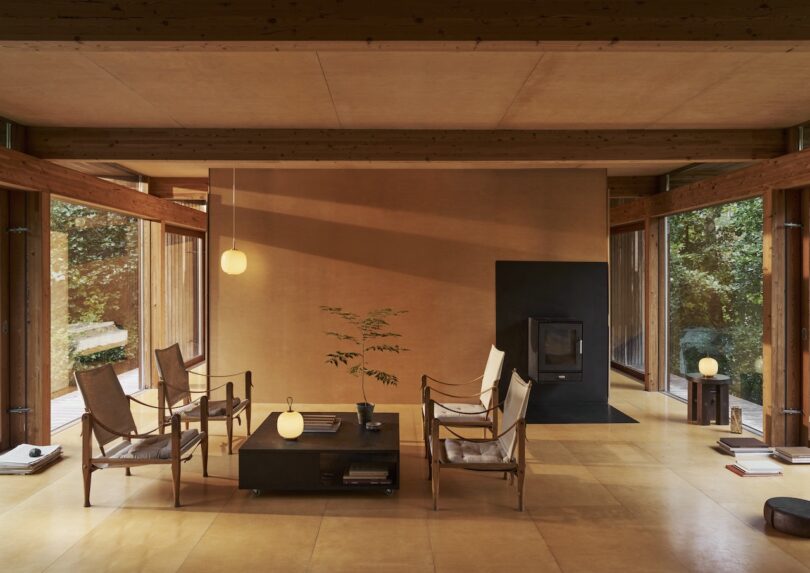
[321,306,409,403]
[667,197,763,404]
[51,200,140,375]
[73,347,127,368]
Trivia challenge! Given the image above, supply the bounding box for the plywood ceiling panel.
[83,51,339,128]
[1,49,810,132]
[316,51,541,128]
[500,52,760,128]
[653,52,810,128]
[0,51,176,126]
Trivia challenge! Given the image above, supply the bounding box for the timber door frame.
[0,189,9,451]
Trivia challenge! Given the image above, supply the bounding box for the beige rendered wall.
[209,169,607,404]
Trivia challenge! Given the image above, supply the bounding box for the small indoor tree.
[321,306,408,423]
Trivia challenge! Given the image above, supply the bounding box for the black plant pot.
[356,402,375,426]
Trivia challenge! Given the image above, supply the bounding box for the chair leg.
[246,402,252,436]
[172,455,181,508]
[202,433,209,478]
[81,413,93,508]
[517,469,526,511]
[431,463,440,511]
[82,466,92,508]
[226,415,234,455]
[125,467,131,476]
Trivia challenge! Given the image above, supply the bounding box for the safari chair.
[422,345,505,458]
[76,364,207,508]
[155,343,252,454]
[430,369,532,511]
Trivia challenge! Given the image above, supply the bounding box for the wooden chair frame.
[430,417,527,511]
[421,373,499,457]
[156,344,252,455]
[81,395,208,508]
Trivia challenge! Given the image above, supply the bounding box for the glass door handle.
[578,339,583,355]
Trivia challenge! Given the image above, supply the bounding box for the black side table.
[686,373,731,425]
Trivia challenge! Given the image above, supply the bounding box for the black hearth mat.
[526,403,638,424]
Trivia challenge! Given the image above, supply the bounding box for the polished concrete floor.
[2,371,810,572]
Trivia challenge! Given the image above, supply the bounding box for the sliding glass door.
[665,198,764,431]
[50,199,142,430]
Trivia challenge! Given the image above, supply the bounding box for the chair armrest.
[421,373,484,389]
[427,387,492,400]
[188,369,248,379]
[127,394,162,410]
[430,398,502,418]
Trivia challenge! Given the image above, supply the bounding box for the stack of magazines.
[773,447,810,464]
[726,454,783,477]
[302,414,341,433]
[716,437,773,455]
[0,444,62,475]
[342,463,391,485]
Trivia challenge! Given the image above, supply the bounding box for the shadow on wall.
[211,176,600,289]
[230,169,582,229]
[229,206,557,290]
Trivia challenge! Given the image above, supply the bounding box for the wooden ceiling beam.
[26,128,786,163]
[0,148,206,232]
[607,176,661,199]
[1,1,809,48]
[149,177,209,201]
[610,148,810,226]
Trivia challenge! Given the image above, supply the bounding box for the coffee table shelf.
[238,412,400,495]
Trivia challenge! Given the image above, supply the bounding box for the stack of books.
[726,455,783,477]
[773,447,810,464]
[342,463,391,485]
[716,437,773,455]
[0,444,62,475]
[302,414,341,433]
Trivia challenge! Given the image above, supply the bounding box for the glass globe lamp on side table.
[277,397,304,440]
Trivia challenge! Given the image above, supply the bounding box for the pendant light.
[220,167,247,275]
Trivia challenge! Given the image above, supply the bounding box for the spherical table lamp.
[277,397,304,440]
[698,356,719,378]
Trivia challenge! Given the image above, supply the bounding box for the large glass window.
[610,228,645,374]
[50,199,142,430]
[666,198,764,431]
[165,228,204,363]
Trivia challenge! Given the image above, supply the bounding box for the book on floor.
[726,454,782,477]
[0,444,62,475]
[717,437,773,455]
[774,447,810,464]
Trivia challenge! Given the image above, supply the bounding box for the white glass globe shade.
[698,357,719,377]
[277,410,304,440]
[220,248,247,275]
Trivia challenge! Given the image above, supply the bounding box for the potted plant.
[321,306,408,425]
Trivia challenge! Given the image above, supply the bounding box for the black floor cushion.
[764,497,810,538]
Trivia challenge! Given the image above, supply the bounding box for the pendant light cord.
[232,167,237,249]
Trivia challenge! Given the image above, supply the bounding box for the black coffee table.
[238,411,400,495]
